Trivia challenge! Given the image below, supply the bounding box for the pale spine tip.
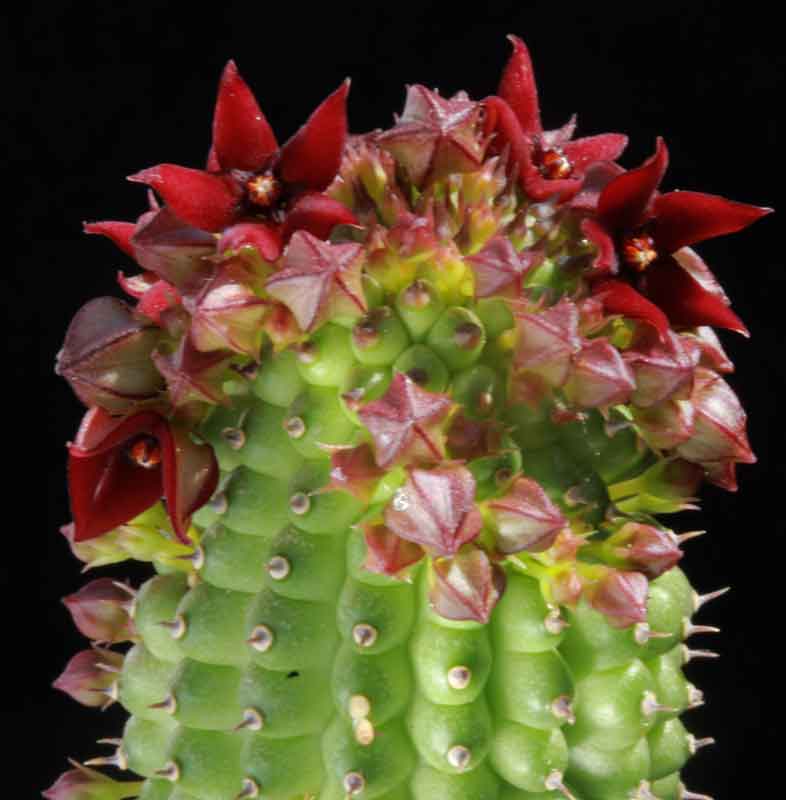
[352,622,378,648]
[348,694,371,720]
[551,694,576,725]
[544,770,576,799]
[149,693,177,715]
[248,624,274,653]
[266,555,291,581]
[446,745,472,771]
[353,718,375,746]
[234,707,265,732]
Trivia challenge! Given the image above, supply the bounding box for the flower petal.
[281,192,358,243]
[643,257,749,335]
[597,137,669,233]
[155,420,219,542]
[497,35,542,134]
[482,95,534,182]
[67,408,165,541]
[278,80,350,190]
[83,220,137,258]
[651,190,772,254]
[128,164,242,232]
[581,217,618,274]
[592,279,670,339]
[219,221,283,262]
[563,133,629,176]
[211,60,278,172]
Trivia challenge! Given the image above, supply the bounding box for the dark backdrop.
[9,1,783,796]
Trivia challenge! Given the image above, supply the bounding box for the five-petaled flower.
[67,407,218,543]
[584,138,771,337]
[483,35,628,201]
[126,60,357,253]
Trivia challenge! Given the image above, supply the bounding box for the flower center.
[128,436,161,469]
[621,232,658,272]
[537,147,573,180]
[246,173,282,208]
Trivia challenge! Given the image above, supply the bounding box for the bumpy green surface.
[121,320,708,800]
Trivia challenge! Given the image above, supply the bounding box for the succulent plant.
[49,35,769,800]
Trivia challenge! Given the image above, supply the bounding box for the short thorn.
[155,761,180,783]
[149,693,177,715]
[551,694,576,725]
[84,748,128,770]
[221,426,246,450]
[688,735,716,754]
[353,718,375,746]
[544,607,569,635]
[694,587,730,612]
[235,777,261,799]
[100,681,119,711]
[686,683,705,709]
[683,646,720,664]
[631,781,658,800]
[543,770,576,800]
[158,615,187,640]
[265,555,291,581]
[680,785,714,800]
[683,619,721,638]
[634,622,673,645]
[234,707,265,732]
[95,661,122,674]
[447,665,472,691]
[352,623,378,649]
[176,546,205,570]
[641,691,677,717]
[96,738,123,747]
[248,624,275,653]
[676,530,707,544]
[289,492,311,515]
[348,694,371,720]
[446,745,472,771]
[111,581,137,598]
[343,771,366,796]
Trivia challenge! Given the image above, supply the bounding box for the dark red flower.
[585,138,771,337]
[127,61,356,244]
[483,36,628,201]
[67,406,218,543]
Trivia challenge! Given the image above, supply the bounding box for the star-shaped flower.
[358,372,453,468]
[67,406,218,543]
[585,138,771,336]
[265,230,367,331]
[127,61,356,246]
[483,36,628,202]
[376,85,487,187]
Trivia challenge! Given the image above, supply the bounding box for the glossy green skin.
[123,310,704,800]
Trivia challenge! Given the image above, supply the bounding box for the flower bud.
[52,647,124,707]
[62,578,135,643]
[588,569,649,629]
[609,522,683,578]
[43,761,142,800]
[430,548,506,623]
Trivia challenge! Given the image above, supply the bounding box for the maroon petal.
[117,271,158,299]
[488,476,566,554]
[570,161,625,212]
[384,464,482,556]
[211,60,277,172]
[651,191,772,254]
[363,523,425,578]
[598,137,669,233]
[482,95,534,183]
[581,217,618,274]
[278,80,350,191]
[497,35,542,135]
[281,192,358,243]
[643,257,749,335]
[136,280,182,326]
[589,569,649,629]
[130,208,216,294]
[563,133,629,177]
[430,548,506,623]
[56,297,163,412]
[155,420,219,542]
[128,164,242,232]
[67,408,165,541]
[83,220,136,258]
[592,279,670,339]
[358,372,453,468]
[219,221,283,262]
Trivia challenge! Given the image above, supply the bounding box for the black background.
[9,1,783,796]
